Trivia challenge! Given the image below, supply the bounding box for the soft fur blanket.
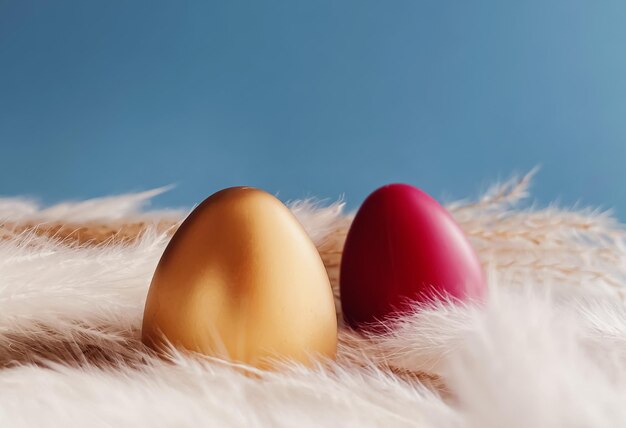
[2,172,626,427]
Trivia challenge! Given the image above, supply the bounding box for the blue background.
[2,1,626,214]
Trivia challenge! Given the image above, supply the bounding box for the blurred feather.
[2,173,626,427]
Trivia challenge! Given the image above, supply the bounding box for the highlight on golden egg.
[141,186,337,369]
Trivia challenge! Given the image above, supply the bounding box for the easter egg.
[340,184,485,330]
[142,187,337,368]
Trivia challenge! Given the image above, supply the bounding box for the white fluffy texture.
[2,174,626,427]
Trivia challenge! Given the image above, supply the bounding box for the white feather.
[1,175,626,427]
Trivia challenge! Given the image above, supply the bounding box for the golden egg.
[141,187,337,368]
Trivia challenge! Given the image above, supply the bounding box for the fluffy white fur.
[2,172,626,427]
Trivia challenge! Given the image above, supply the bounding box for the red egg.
[340,184,486,330]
